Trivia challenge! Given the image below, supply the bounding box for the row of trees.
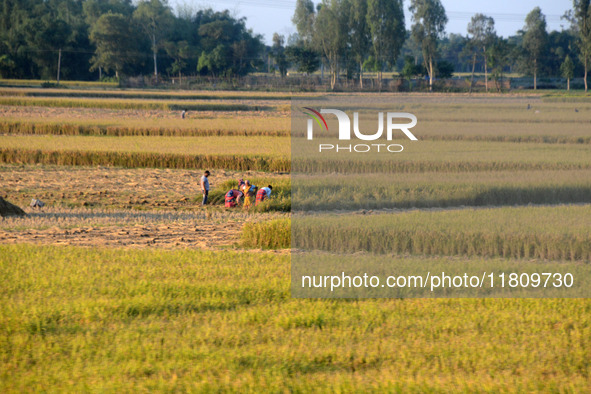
[275,0,591,91]
[0,0,265,81]
[1,0,590,91]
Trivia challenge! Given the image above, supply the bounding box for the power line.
[194,0,567,22]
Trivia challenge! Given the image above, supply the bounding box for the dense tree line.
[0,0,265,81]
[277,0,591,91]
[1,0,590,91]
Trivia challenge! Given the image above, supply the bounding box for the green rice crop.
[1,244,590,391]
[241,218,291,249]
[292,205,591,261]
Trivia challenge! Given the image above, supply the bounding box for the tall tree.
[467,14,495,92]
[271,33,289,77]
[89,12,140,80]
[164,40,191,82]
[367,0,406,90]
[573,0,591,92]
[347,0,371,88]
[83,0,134,25]
[24,3,73,83]
[292,0,316,45]
[285,42,320,74]
[486,37,510,92]
[410,0,448,91]
[561,54,575,90]
[196,10,264,77]
[314,0,348,89]
[133,0,174,82]
[522,7,548,90]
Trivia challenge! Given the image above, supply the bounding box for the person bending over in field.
[224,189,244,208]
[241,180,258,209]
[200,170,210,206]
[255,185,273,206]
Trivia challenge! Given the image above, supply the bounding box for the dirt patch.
[0,207,286,250]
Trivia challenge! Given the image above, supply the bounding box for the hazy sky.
[172,0,573,45]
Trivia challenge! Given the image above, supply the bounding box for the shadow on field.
[294,185,591,211]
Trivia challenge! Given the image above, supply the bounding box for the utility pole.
[57,48,62,85]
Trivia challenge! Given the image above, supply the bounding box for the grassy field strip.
[419,134,591,144]
[294,140,591,173]
[290,205,591,261]
[0,148,290,172]
[0,96,283,112]
[295,159,591,173]
[0,135,290,172]
[0,119,290,137]
[542,96,591,103]
[293,170,591,210]
[242,218,291,249]
[1,138,589,173]
[413,121,591,140]
[0,88,299,101]
[0,79,118,88]
[323,101,590,114]
[0,135,290,157]
[4,119,590,143]
[3,118,589,143]
[2,138,587,164]
[1,244,590,391]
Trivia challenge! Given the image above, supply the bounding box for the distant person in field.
[224,189,244,208]
[255,185,273,206]
[181,109,187,119]
[200,170,210,205]
[241,180,257,209]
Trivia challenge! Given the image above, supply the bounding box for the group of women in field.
[225,179,272,208]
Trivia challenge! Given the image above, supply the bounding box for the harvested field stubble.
[0,165,290,211]
[0,207,286,249]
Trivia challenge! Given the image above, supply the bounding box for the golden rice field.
[0,135,290,157]
[0,245,590,391]
[1,87,590,391]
